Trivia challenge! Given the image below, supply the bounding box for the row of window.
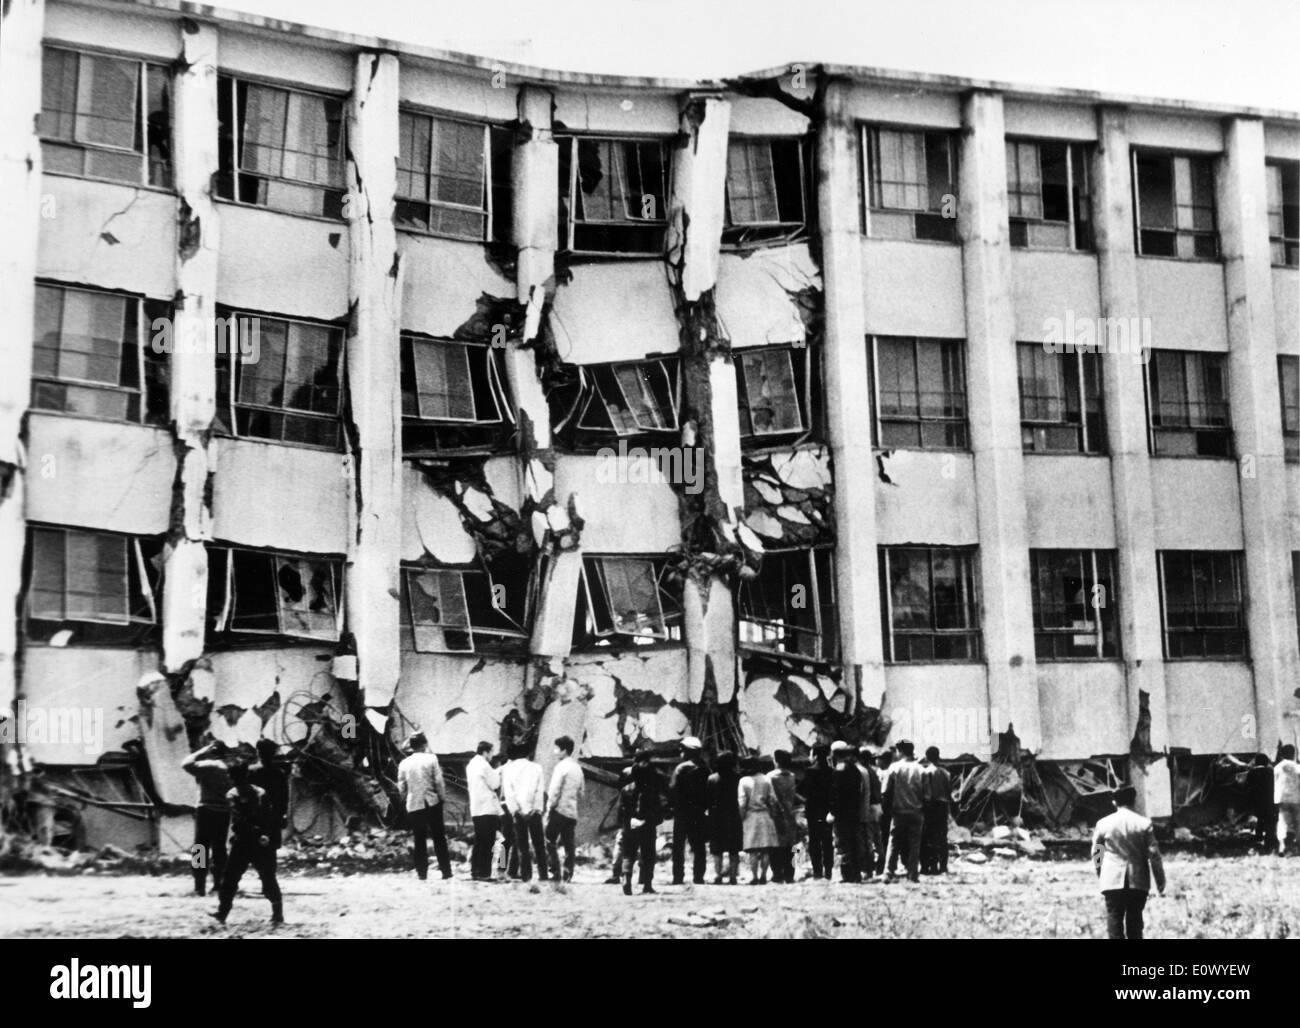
[39,46,1300,263]
[27,525,1296,667]
[32,281,1298,463]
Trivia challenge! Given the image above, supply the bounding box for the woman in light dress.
[738,760,780,884]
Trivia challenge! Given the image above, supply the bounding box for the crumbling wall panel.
[552,456,680,552]
[548,263,681,363]
[398,234,514,337]
[20,647,152,764]
[394,653,527,753]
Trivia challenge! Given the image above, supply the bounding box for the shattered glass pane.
[408,569,473,652]
[412,341,476,421]
[274,556,339,640]
[739,349,802,435]
[727,140,780,224]
[598,558,664,637]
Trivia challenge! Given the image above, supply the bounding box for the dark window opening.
[1159,550,1247,659]
[207,546,342,643]
[25,525,162,646]
[1147,349,1232,457]
[1280,355,1299,461]
[880,546,981,663]
[722,137,808,247]
[869,336,968,449]
[573,555,683,649]
[738,547,838,664]
[401,335,514,455]
[1006,139,1091,250]
[1031,549,1119,660]
[558,136,669,255]
[865,126,957,243]
[40,46,171,188]
[551,356,680,450]
[1267,162,1299,267]
[736,344,818,448]
[1134,150,1218,259]
[400,554,531,655]
[217,76,345,218]
[1017,342,1105,454]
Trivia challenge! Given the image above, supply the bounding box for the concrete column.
[817,79,884,711]
[1093,106,1171,815]
[1219,116,1300,751]
[667,94,740,713]
[0,0,45,729]
[957,91,1041,751]
[344,53,403,710]
[162,19,220,670]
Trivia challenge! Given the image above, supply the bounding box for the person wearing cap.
[670,736,710,885]
[884,740,925,883]
[619,750,664,895]
[1091,785,1165,939]
[826,741,864,883]
[397,731,452,881]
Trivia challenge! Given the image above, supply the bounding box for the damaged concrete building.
[1,0,1298,850]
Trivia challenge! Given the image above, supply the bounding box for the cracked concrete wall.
[162,18,220,671]
[0,0,44,725]
[344,51,403,711]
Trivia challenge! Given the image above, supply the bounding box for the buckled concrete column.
[344,52,403,710]
[667,94,740,716]
[958,90,1041,752]
[1094,106,1171,815]
[817,78,884,712]
[162,18,220,670]
[0,0,45,735]
[1219,116,1300,751]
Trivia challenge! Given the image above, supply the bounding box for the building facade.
[1,0,1297,842]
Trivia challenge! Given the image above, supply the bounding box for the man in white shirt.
[397,732,451,880]
[545,735,585,883]
[1275,745,1300,855]
[1091,785,1165,939]
[501,743,548,882]
[466,740,502,880]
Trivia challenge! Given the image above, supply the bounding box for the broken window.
[25,525,161,646]
[869,336,968,449]
[722,137,807,246]
[1030,550,1119,660]
[1268,162,1300,267]
[399,558,530,654]
[1005,139,1091,250]
[396,111,513,242]
[738,547,839,663]
[207,546,342,642]
[879,546,981,663]
[574,555,683,648]
[735,344,817,447]
[1158,550,1246,659]
[40,45,172,188]
[1280,355,1299,461]
[1294,553,1300,655]
[558,136,669,255]
[400,335,514,454]
[1134,150,1218,259]
[217,76,345,218]
[864,126,957,242]
[1017,342,1104,454]
[32,282,170,426]
[557,357,680,448]
[214,308,342,449]
[1146,349,1231,458]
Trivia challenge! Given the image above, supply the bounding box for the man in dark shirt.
[250,739,288,850]
[669,736,709,885]
[827,741,864,883]
[213,763,284,925]
[920,746,952,875]
[621,751,663,895]
[885,740,926,883]
[181,739,232,896]
[800,744,834,879]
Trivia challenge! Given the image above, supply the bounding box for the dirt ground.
[3,853,1298,939]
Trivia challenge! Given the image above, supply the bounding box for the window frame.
[39,43,172,189]
[737,546,839,664]
[558,134,671,256]
[879,545,982,664]
[31,281,170,428]
[214,307,344,451]
[1016,342,1105,455]
[25,524,160,638]
[1157,550,1248,660]
[1280,354,1299,462]
[207,544,344,643]
[1029,549,1120,661]
[1132,148,1220,261]
[574,554,684,649]
[862,124,958,243]
[734,343,815,447]
[216,74,347,220]
[567,356,682,443]
[868,336,969,450]
[1005,137,1092,251]
[722,136,809,247]
[399,562,531,655]
[1145,349,1233,458]
[1266,161,1300,268]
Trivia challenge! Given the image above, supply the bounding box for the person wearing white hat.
[670,736,710,885]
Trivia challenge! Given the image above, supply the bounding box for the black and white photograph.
[0,0,1296,1001]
